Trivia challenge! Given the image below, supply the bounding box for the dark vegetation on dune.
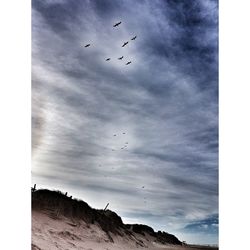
[32,189,182,245]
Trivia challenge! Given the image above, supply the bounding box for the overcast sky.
[32,0,218,245]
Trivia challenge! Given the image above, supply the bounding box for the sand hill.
[32,189,218,250]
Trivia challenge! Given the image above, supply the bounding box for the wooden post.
[104,203,109,211]
[65,192,67,196]
[31,184,36,192]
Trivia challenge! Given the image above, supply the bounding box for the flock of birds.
[84,21,146,204]
[84,21,136,65]
[112,132,129,151]
[97,131,147,204]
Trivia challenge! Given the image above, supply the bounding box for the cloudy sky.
[32,0,218,245]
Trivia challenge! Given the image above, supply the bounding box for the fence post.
[31,184,36,192]
[103,203,109,212]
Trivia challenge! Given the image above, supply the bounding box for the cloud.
[183,214,218,232]
[32,0,218,244]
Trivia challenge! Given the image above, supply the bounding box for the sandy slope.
[32,210,217,250]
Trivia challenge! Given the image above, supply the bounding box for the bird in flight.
[126,61,132,65]
[113,21,122,27]
[122,41,129,47]
[122,132,126,134]
[84,44,90,48]
[113,134,117,136]
[118,56,124,60]
[106,58,111,61]
[131,36,137,40]
[142,186,145,188]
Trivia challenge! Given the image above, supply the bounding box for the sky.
[32,0,218,245]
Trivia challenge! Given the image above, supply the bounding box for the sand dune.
[32,189,218,250]
[32,211,216,250]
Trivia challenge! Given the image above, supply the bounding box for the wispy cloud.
[32,0,218,244]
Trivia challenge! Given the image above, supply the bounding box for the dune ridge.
[32,189,218,250]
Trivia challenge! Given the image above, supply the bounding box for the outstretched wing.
[113,21,121,27]
[122,41,128,47]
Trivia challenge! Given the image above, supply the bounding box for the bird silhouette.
[118,56,124,60]
[122,41,129,47]
[84,44,90,47]
[126,61,132,65]
[131,36,137,40]
[106,58,111,61]
[142,186,145,188]
[113,21,122,27]
[113,134,117,136]
[123,132,126,134]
